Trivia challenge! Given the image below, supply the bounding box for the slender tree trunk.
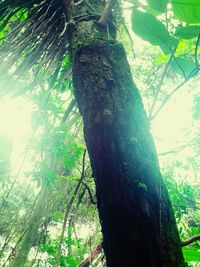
[11,189,50,267]
[68,2,186,266]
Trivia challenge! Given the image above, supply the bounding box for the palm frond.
[0,0,69,75]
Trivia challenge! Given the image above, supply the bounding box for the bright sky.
[152,87,194,152]
[0,97,34,176]
[0,97,32,139]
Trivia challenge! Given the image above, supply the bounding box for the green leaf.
[48,65,61,89]
[175,25,200,39]
[148,0,168,13]
[170,57,196,77]
[131,9,178,54]
[182,248,200,262]
[171,0,200,24]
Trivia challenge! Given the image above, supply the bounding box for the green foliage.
[148,0,168,13]
[163,159,200,267]
[171,0,200,24]
[145,0,200,24]
[170,57,196,77]
[39,236,86,266]
[182,248,200,262]
[32,162,57,187]
[175,26,200,40]
[131,0,200,79]
[131,9,177,54]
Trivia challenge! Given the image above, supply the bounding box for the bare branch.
[158,142,193,156]
[169,47,186,79]
[77,243,102,267]
[181,234,200,247]
[82,181,97,205]
[151,66,199,120]
[149,56,172,119]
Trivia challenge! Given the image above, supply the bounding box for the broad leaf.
[170,57,196,77]
[148,0,168,13]
[175,25,200,39]
[131,9,178,54]
[171,0,200,24]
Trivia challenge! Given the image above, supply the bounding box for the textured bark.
[69,12,186,267]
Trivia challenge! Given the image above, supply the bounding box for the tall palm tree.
[0,0,185,266]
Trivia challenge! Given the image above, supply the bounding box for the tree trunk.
[11,189,50,267]
[68,3,185,267]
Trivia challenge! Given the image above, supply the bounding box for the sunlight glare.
[0,85,196,185]
[153,88,194,156]
[0,97,34,175]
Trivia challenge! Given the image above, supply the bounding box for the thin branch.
[55,149,87,267]
[151,66,199,120]
[181,234,200,247]
[194,27,200,70]
[123,22,135,58]
[169,46,186,79]
[149,41,182,119]
[82,181,97,205]
[164,7,186,79]
[77,243,102,267]
[158,142,193,156]
[149,56,172,119]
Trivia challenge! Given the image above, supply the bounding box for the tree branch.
[149,56,172,119]
[151,65,199,120]
[77,243,102,267]
[82,181,97,205]
[181,234,200,247]
[55,149,87,267]
[158,142,193,156]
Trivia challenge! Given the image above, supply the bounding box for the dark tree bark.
[67,2,186,267]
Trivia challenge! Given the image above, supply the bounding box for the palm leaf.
[0,0,69,76]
